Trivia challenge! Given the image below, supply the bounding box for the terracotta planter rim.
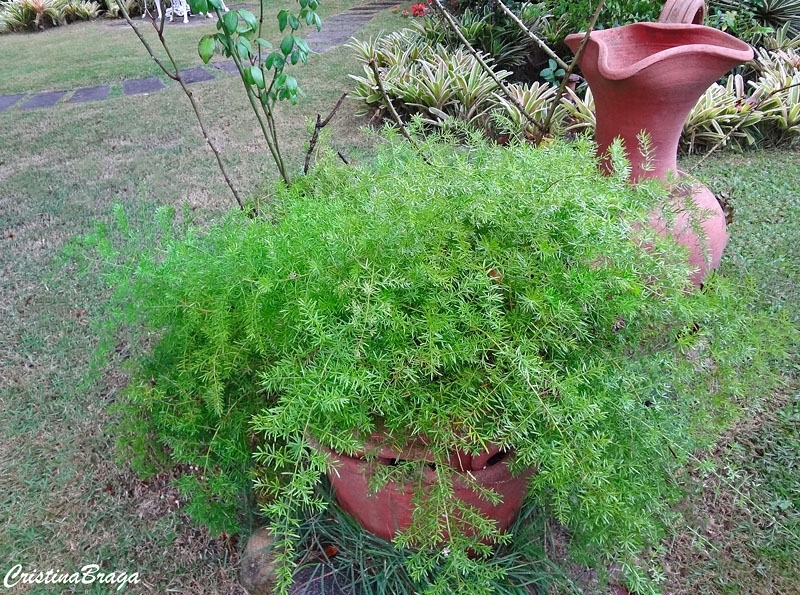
[565,23,753,82]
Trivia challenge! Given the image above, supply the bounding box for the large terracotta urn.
[565,11,753,285]
[317,437,531,543]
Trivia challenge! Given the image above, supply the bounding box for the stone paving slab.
[19,90,68,110]
[180,66,216,84]
[0,93,27,112]
[122,76,166,96]
[212,60,240,75]
[313,34,357,44]
[69,84,110,104]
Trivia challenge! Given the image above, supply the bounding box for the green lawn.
[0,3,798,594]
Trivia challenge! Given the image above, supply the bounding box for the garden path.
[0,0,396,112]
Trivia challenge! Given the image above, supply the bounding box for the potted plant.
[102,131,761,593]
[238,132,750,590]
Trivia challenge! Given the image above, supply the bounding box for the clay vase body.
[318,437,530,543]
[565,23,753,285]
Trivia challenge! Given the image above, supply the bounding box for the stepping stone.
[308,42,336,53]
[69,84,110,104]
[212,60,239,75]
[312,34,356,44]
[122,76,166,96]
[180,66,215,84]
[319,20,370,30]
[0,93,26,112]
[19,90,67,110]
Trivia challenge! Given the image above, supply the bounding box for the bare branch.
[368,58,428,162]
[115,0,245,210]
[429,0,546,134]
[304,92,349,174]
[494,1,569,71]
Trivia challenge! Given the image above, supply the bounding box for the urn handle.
[658,0,706,24]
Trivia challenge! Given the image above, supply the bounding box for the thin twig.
[429,0,546,134]
[494,1,569,71]
[368,59,429,162]
[304,92,349,174]
[539,0,606,141]
[115,0,245,210]
[689,80,800,172]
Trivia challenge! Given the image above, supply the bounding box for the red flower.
[411,2,427,16]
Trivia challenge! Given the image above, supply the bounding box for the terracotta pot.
[648,174,729,286]
[565,23,752,182]
[565,20,753,284]
[316,437,531,543]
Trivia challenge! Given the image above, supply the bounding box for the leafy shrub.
[0,0,100,31]
[88,206,272,535]
[0,0,63,32]
[543,0,661,35]
[348,29,512,127]
[95,131,791,592]
[682,76,765,153]
[103,0,141,18]
[421,2,550,79]
[62,0,100,21]
[749,45,800,142]
[709,0,800,45]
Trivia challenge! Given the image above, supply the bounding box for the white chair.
[165,0,228,23]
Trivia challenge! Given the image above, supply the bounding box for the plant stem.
[214,7,291,186]
[115,0,245,210]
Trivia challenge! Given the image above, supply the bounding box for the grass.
[0,0,378,94]
[0,3,798,594]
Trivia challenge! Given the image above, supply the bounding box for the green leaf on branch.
[239,8,257,30]
[222,10,238,34]
[246,65,265,89]
[236,38,253,61]
[280,35,294,56]
[216,34,231,55]
[288,14,300,30]
[198,35,216,64]
[188,0,208,15]
[265,52,285,71]
[255,38,273,49]
[277,9,289,32]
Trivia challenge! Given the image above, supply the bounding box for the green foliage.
[538,57,563,86]
[294,485,566,594]
[682,76,765,153]
[192,0,322,185]
[0,0,103,31]
[542,0,661,36]
[90,205,271,535]
[709,0,800,43]
[100,132,777,591]
[0,0,63,32]
[421,2,550,78]
[348,29,512,127]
